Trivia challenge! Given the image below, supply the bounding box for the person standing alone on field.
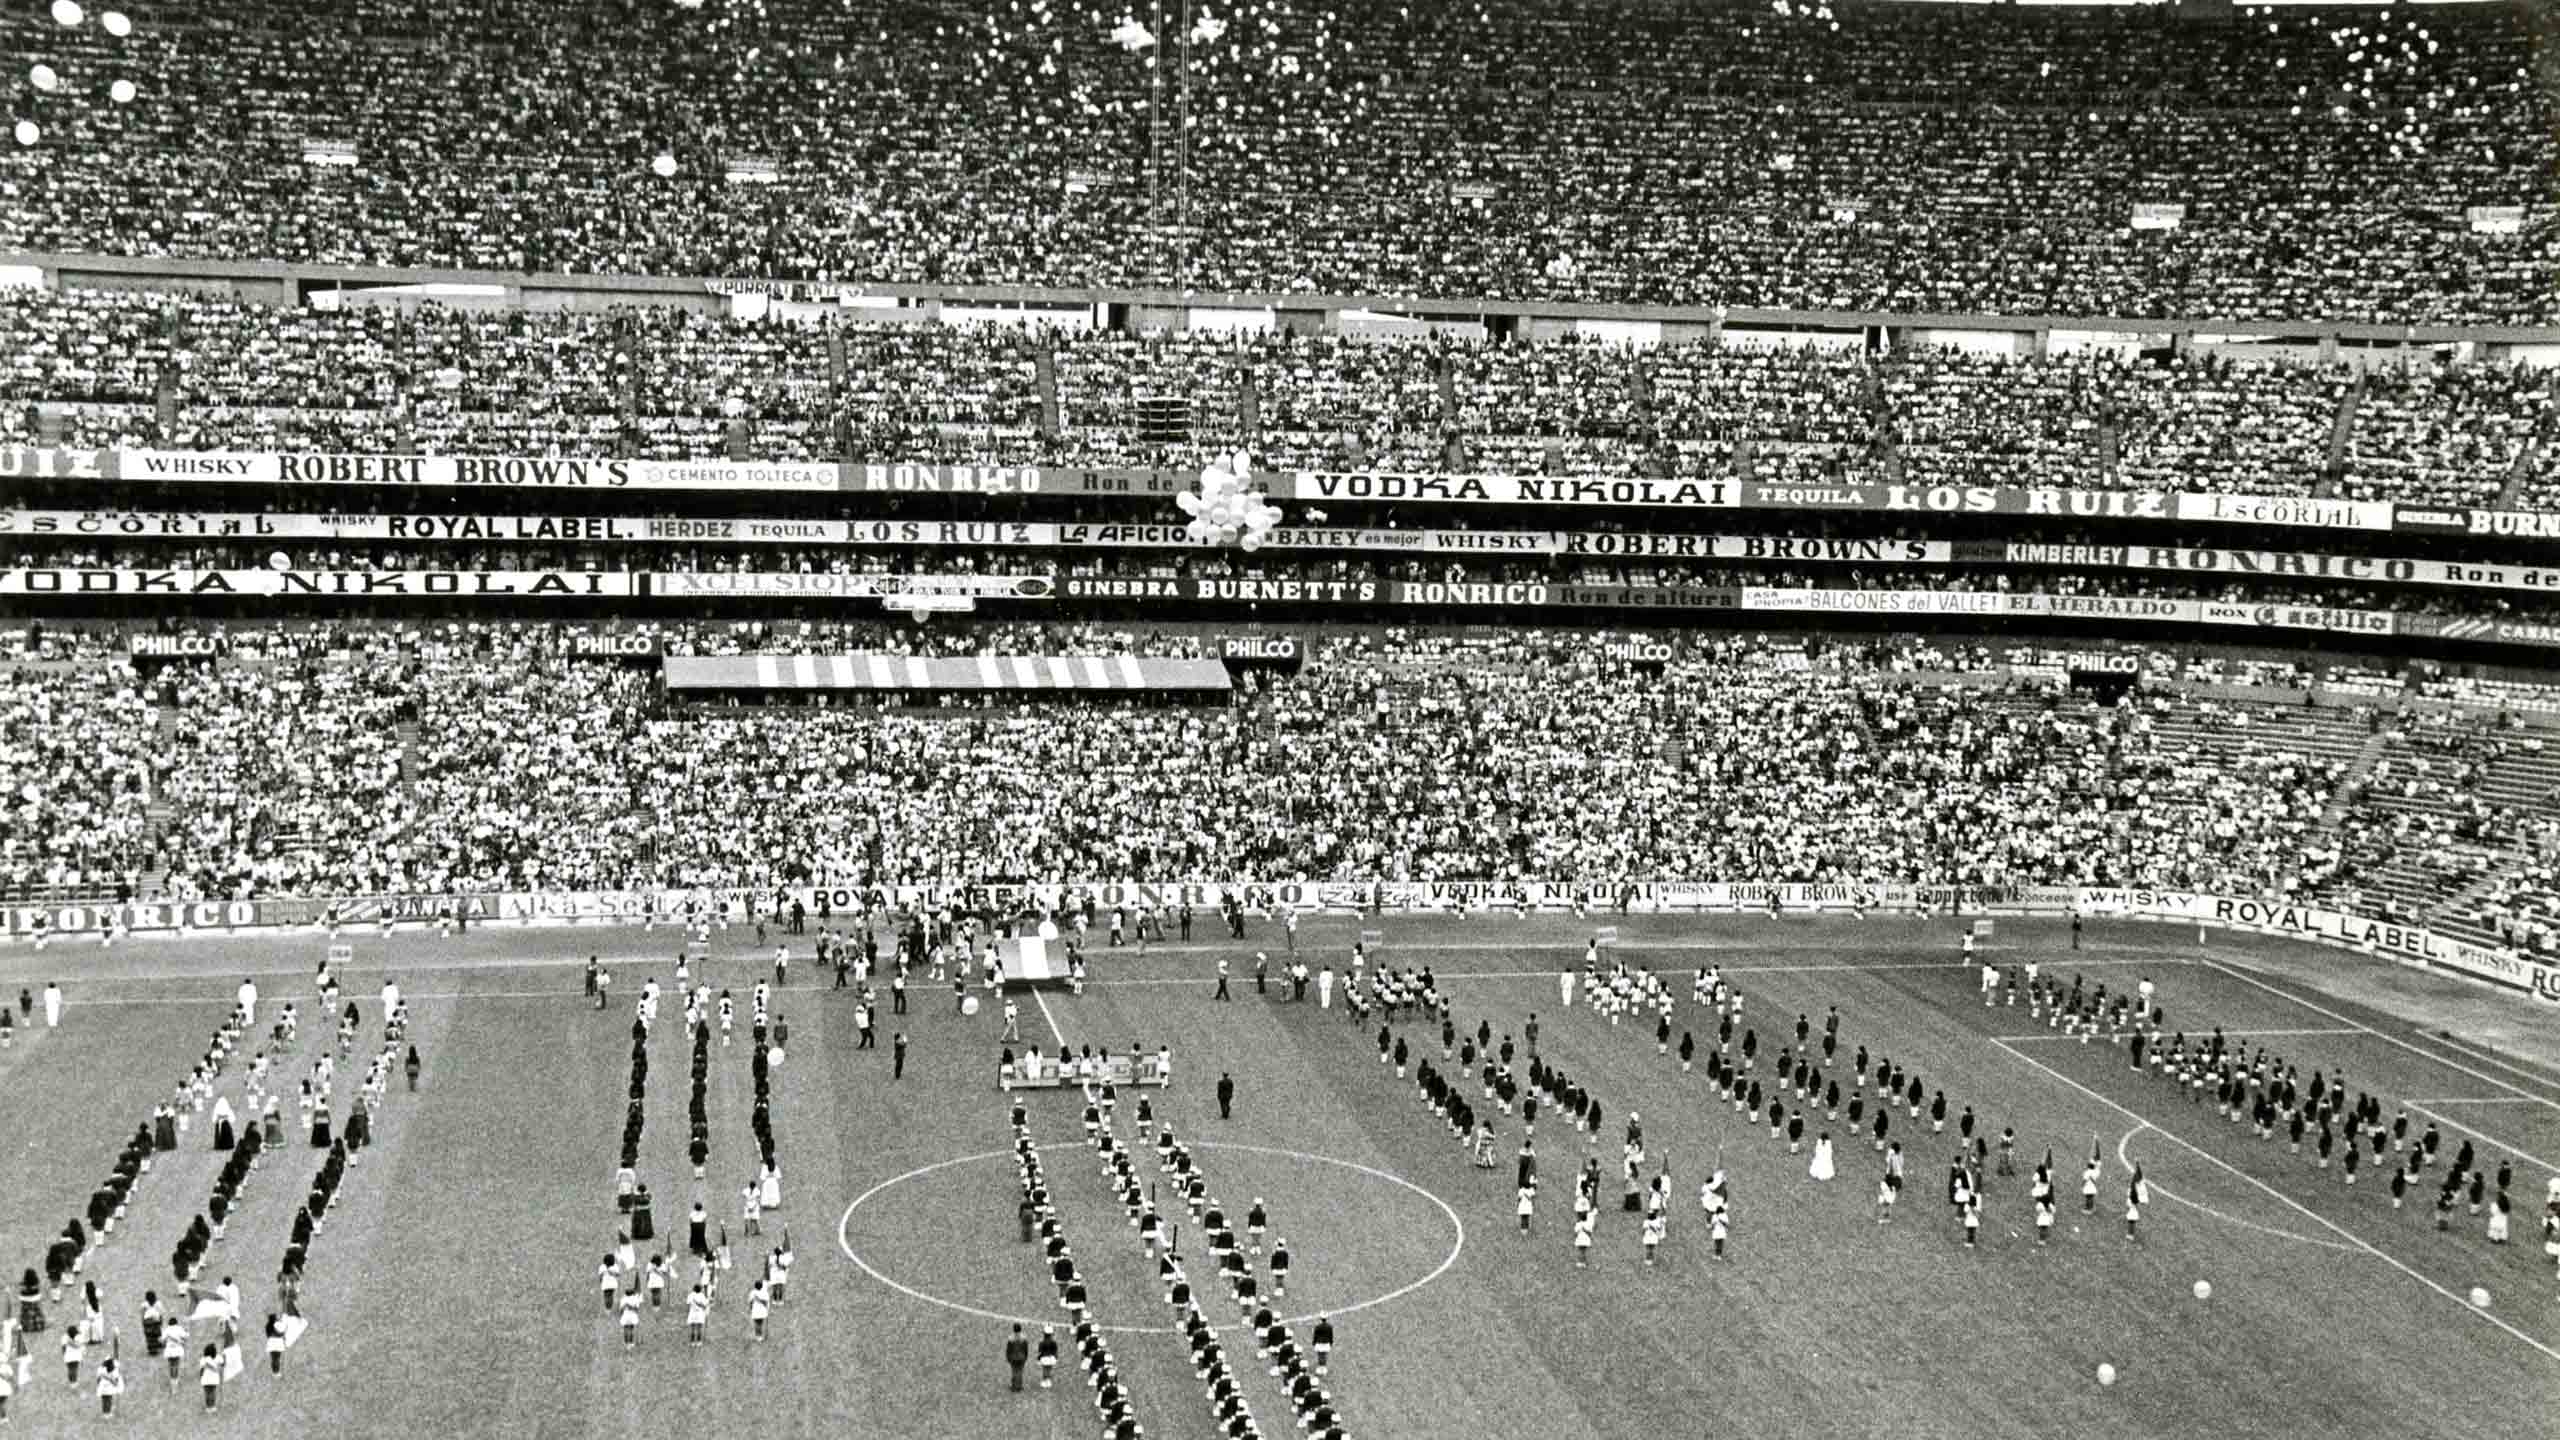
[1215,956,1231,1002]
[1006,1324,1030,1391]
[893,1031,908,1080]
[1217,1072,1235,1121]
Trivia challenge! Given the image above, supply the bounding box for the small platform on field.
[999,1051,1170,1090]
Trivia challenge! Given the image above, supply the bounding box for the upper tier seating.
[1,0,2554,323]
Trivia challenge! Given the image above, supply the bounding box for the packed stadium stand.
[4,0,2559,323]
[8,289,2560,510]
[4,623,2560,973]
[6,0,2560,985]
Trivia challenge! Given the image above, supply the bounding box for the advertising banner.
[1739,482,2176,520]
[9,879,2550,1003]
[0,509,650,543]
[1284,471,1736,511]
[1564,534,1948,563]
[0,568,635,597]
[1058,576,1738,611]
[1,898,265,940]
[1063,577,1382,604]
[328,893,503,926]
[2444,509,2560,541]
[2404,615,2560,650]
[7,443,2546,545]
[2432,936,2560,1003]
[2389,506,2473,536]
[1992,541,2560,597]
[1742,588,2018,616]
[11,509,1954,568]
[1740,589,2390,632]
[1218,635,1302,668]
[1734,480,2394,533]
[128,633,223,660]
[114,451,840,492]
[2172,493,2395,532]
[495,890,753,926]
[2071,888,2558,1002]
[564,633,663,660]
[0,447,117,481]
[2195,601,2397,637]
[647,572,1055,600]
[845,464,1195,497]
[1054,523,1569,555]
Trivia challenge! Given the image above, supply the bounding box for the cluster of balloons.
[17,4,138,147]
[1104,12,1228,55]
[1174,452,1283,550]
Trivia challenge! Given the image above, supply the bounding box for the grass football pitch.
[0,914,2554,1440]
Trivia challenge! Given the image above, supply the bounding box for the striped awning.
[662,653,1233,693]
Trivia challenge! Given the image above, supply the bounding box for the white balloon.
[12,120,37,147]
[101,8,130,36]
[266,551,292,572]
[651,153,677,178]
[30,65,59,93]
[109,78,134,103]
[1240,531,1264,552]
[51,0,83,27]
[1175,490,1203,516]
[1183,519,1213,543]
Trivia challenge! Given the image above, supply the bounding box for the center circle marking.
[835,1139,1467,1335]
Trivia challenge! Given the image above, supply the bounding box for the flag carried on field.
[1595,927,1620,948]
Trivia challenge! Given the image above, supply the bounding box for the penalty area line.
[1990,1037,2560,1365]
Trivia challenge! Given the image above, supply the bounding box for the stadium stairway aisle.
[2319,730,2393,830]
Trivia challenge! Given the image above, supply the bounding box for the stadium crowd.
[7,289,2554,509]
[3,625,2552,948]
[2,0,2555,323]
